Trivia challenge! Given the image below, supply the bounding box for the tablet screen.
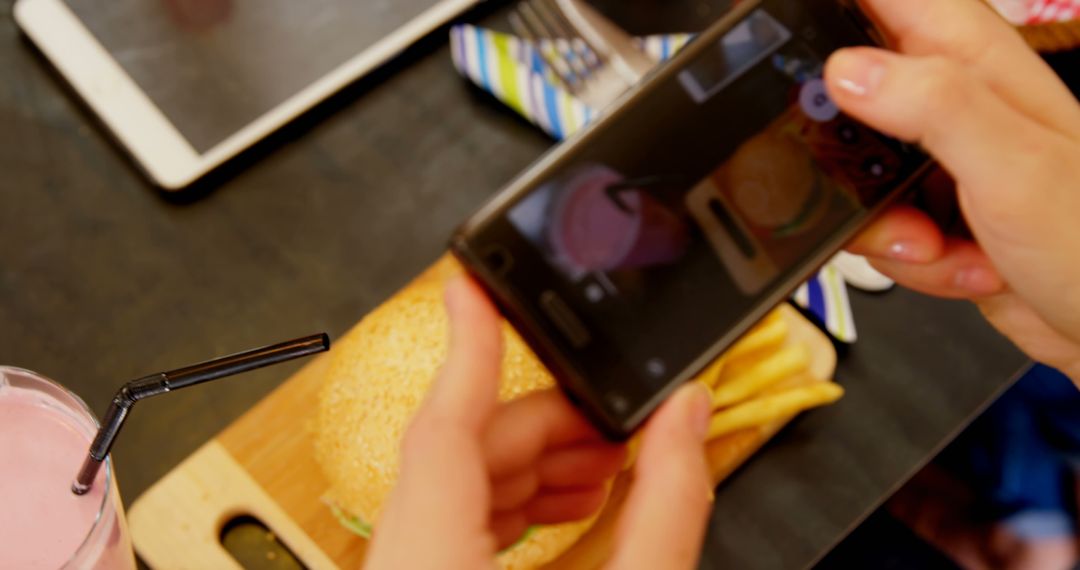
[63,0,450,152]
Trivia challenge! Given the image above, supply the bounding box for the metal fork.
[508,0,632,110]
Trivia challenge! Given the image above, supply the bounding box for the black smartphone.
[451,0,931,439]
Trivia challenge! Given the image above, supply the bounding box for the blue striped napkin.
[450,24,691,139]
[792,266,857,343]
[449,24,860,342]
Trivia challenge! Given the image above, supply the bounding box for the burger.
[313,262,601,568]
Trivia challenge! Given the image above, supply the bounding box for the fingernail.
[987,0,1029,24]
[829,49,886,98]
[684,382,712,439]
[954,267,1003,295]
[888,241,928,263]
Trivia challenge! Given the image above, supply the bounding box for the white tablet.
[15,0,478,189]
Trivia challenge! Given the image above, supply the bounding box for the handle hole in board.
[220,514,308,569]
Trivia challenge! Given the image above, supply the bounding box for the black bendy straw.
[71,333,330,495]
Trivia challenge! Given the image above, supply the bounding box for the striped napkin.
[450,24,691,139]
[449,24,863,342]
[792,266,857,344]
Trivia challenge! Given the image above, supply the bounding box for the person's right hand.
[824,0,1080,381]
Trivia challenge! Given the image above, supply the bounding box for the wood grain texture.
[210,259,460,567]
[217,354,364,566]
[129,279,835,569]
[128,441,338,570]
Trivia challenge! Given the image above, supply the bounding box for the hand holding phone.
[453,0,930,438]
[831,0,1080,383]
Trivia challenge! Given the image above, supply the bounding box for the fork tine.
[570,36,603,72]
[529,0,600,80]
[511,0,630,110]
[515,2,584,92]
[513,14,578,94]
[533,0,605,72]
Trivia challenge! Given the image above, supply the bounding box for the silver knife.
[555,0,656,85]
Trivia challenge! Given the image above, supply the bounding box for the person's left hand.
[363,277,714,569]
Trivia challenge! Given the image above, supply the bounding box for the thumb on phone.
[607,382,713,570]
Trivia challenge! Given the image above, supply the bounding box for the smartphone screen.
[454,0,929,435]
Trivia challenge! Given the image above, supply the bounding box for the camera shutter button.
[539,291,591,349]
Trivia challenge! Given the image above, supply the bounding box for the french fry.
[760,308,783,326]
[698,356,727,388]
[623,435,642,470]
[725,316,789,362]
[707,383,844,440]
[696,311,787,388]
[712,343,810,409]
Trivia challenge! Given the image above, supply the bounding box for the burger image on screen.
[722,127,820,235]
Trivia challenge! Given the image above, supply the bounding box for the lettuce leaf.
[329,503,535,551]
[504,526,537,552]
[330,504,373,539]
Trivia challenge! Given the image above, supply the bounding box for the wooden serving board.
[129,259,836,569]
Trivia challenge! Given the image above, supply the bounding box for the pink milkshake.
[0,367,135,569]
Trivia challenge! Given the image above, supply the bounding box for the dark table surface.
[7,0,1073,568]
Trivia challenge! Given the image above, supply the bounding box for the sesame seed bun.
[314,259,599,568]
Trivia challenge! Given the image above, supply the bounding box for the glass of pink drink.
[0,366,136,569]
